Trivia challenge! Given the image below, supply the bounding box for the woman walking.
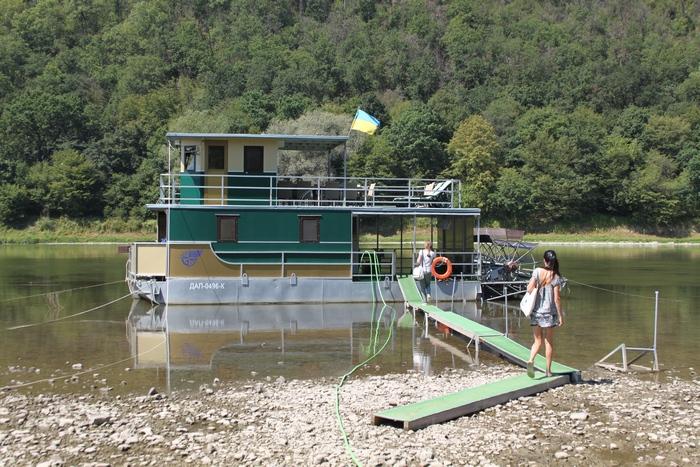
[526,250,564,378]
[415,241,435,301]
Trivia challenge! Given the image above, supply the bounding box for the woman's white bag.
[519,289,537,317]
[412,266,424,280]
[519,274,539,317]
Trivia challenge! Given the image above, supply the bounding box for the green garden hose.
[334,250,397,467]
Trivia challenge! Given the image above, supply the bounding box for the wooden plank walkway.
[372,276,580,430]
[373,372,569,430]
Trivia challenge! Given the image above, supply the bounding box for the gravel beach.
[1,365,698,466]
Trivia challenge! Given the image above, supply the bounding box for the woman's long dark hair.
[543,250,560,277]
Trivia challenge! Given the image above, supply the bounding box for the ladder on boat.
[372,276,580,430]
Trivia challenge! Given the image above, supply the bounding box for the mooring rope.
[0,279,124,303]
[4,292,133,331]
[334,251,396,467]
[566,278,692,303]
[0,340,165,391]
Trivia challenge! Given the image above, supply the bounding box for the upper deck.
[162,131,463,209]
[159,173,461,208]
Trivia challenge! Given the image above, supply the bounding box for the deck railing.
[158,173,462,208]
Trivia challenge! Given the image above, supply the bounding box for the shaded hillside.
[0,0,698,232]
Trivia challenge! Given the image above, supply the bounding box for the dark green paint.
[179,174,203,205]
[169,207,351,246]
[227,173,276,206]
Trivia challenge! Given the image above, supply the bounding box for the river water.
[0,244,697,394]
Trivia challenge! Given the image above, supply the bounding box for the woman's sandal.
[545,370,553,378]
[526,360,535,378]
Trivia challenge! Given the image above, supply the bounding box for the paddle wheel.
[476,228,538,301]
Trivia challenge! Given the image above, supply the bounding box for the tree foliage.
[0,0,697,233]
[446,115,500,212]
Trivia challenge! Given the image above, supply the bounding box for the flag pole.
[344,110,359,204]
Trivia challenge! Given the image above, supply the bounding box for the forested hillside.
[0,0,699,233]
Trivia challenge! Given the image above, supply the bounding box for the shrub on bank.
[0,216,155,243]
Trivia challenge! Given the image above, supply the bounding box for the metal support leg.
[475,336,480,365]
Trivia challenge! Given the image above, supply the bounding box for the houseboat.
[126,132,486,305]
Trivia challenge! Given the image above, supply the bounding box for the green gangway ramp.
[396,275,578,375]
[373,372,570,430]
[375,275,580,429]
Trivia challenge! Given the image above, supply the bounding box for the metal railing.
[127,242,482,282]
[354,248,480,281]
[158,173,462,208]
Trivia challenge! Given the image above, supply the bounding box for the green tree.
[0,87,86,165]
[616,151,689,230]
[642,114,691,159]
[599,135,644,213]
[0,183,37,226]
[267,109,350,176]
[103,156,163,220]
[28,149,102,218]
[489,167,533,228]
[446,115,500,211]
[382,104,449,179]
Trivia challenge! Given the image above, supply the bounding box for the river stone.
[554,451,569,459]
[88,414,110,426]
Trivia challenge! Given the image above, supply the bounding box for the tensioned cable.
[5,292,132,331]
[566,278,692,303]
[0,280,124,303]
[0,340,165,391]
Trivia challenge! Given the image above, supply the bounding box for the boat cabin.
[127,132,482,305]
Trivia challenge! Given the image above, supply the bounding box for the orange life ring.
[431,256,452,280]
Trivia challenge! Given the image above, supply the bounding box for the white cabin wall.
[227,139,281,173]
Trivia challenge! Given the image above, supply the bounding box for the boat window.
[157,211,167,242]
[299,216,320,243]
[183,145,197,172]
[208,145,225,170]
[217,215,238,242]
[244,146,264,174]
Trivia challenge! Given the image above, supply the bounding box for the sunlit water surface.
[0,244,697,394]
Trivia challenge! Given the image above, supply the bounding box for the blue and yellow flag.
[350,109,380,135]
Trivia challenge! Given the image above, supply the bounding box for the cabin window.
[217,215,238,242]
[183,145,197,172]
[157,211,167,242]
[208,145,225,170]
[299,216,320,243]
[244,146,264,174]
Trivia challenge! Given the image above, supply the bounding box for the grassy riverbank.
[525,227,700,244]
[2,218,699,245]
[0,217,154,244]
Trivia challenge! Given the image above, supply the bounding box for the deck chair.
[419,180,452,207]
[365,183,376,206]
[393,180,452,207]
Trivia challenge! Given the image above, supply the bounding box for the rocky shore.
[1,366,698,466]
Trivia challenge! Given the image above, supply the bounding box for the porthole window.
[217,215,238,242]
[299,216,320,243]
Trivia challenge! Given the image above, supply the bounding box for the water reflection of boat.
[125,299,483,390]
[126,300,393,371]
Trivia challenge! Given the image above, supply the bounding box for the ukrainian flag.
[350,109,380,135]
